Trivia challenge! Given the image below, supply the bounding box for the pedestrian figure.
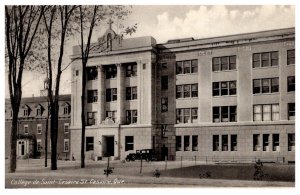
[253,159,264,180]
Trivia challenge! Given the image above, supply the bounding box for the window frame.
[64,139,69,152]
[161,97,168,113]
[126,63,137,77]
[64,123,69,134]
[253,104,279,121]
[105,65,117,79]
[161,76,168,90]
[253,78,279,94]
[287,49,295,65]
[87,90,98,103]
[288,103,295,120]
[87,66,98,80]
[106,88,117,102]
[125,136,134,151]
[87,112,97,126]
[86,137,94,151]
[37,124,42,134]
[106,111,117,122]
[126,87,138,100]
[176,59,198,74]
[287,76,295,92]
[213,106,237,123]
[212,56,236,72]
[252,51,279,68]
[176,108,198,124]
[126,110,138,124]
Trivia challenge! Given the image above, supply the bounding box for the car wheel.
[132,155,136,161]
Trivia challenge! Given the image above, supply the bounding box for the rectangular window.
[272,134,280,151]
[221,82,228,95]
[24,109,29,116]
[213,106,237,123]
[287,76,295,92]
[37,124,42,134]
[253,104,279,121]
[36,107,42,116]
[252,51,278,68]
[176,85,183,98]
[184,85,191,97]
[176,108,198,124]
[176,136,182,151]
[192,135,198,151]
[191,84,198,97]
[126,87,137,100]
[106,111,116,122]
[212,81,236,96]
[126,110,137,124]
[86,137,94,151]
[64,139,69,152]
[125,136,134,151]
[37,139,42,152]
[253,134,260,151]
[24,124,29,134]
[231,134,237,151]
[184,135,190,151]
[288,103,295,120]
[212,56,236,72]
[176,59,198,74]
[176,84,198,98]
[222,135,228,151]
[87,112,97,126]
[161,97,168,112]
[87,90,98,103]
[161,76,168,90]
[288,133,295,151]
[263,134,270,151]
[184,108,190,123]
[126,63,137,77]
[213,135,219,151]
[176,109,183,124]
[213,82,220,96]
[87,66,98,80]
[287,49,295,65]
[105,65,117,79]
[253,78,279,94]
[64,123,69,134]
[106,88,117,102]
[191,108,198,123]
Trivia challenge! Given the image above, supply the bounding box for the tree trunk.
[50,107,58,170]
[81,64,86,168]
[44,102,49,167]
[9,108,19,173]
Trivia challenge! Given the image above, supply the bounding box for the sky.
[3,4,295,98]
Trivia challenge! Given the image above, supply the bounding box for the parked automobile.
[125,149,156,161]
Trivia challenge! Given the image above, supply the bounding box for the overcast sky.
[4,5,295,98]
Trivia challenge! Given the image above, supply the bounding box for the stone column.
[137,61,142,124]
[98,65,105,124]
[116,63,125,124]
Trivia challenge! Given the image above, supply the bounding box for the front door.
[103,136,114,157]
[161,145,168,160]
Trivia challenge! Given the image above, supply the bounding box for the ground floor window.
[253,134,260,151]
[213,135,219,151]
[176,136,182,151]
[272,134,280,151]
[184,136,190,151]
[86,137,94,151]
[288,103,295,120]
[125,136,134,151]
[192,135,198,151]
[64,139,69,152]
[263,134,270,151]
[288,133,295,151]
[231,134,237,151]
[37,139,42,152]
[222,135,228,151]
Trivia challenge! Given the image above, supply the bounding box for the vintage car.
[125,149,156,162]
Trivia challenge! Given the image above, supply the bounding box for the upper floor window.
[213,106,237,123]
[24,124,29,134]
[87,67,98,80]
[63,103,71,115]
[106,111,116,122]
[37,124,42,134]
[126,110,137,124]
[253,78,279,94]
[176,59,198,74]
[176,84,198,98]
[126,87,137,100]
[87,90,98,103]
[288,103,295,120]
[106,88,117,102]
[106,65,117,79]
[36,105,43,116]
[64,123,69,134]
[287,49,295,65]
[37,139,42,152]
[23,105,30,116]
[287,76,295,92]
[126,63,137,77]
[253,51,278,68]
[253,104,279,121]
[213,81,236,96]
[161,97,168,113]
[176,108,198,124]
[161,76,168,90]
[64,139,69,152]
[87,112,97,126]
[107,33,112,49]
[212,56,236,72]
[288,133,295,151]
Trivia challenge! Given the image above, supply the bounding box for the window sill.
[287,91,295,94]
[176,73,198,76]
[213,95,237,98]
[253,92,279,96]
[212,69,237,73]
[126,99,138,102]
[176,97,199,100]
[252,66,278,70]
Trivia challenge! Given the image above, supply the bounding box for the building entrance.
[102,136,114,157]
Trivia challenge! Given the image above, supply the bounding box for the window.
[106,111,116,122]
[253,134,260,151]
[86,137,94,151]
[161,97,168,112]
[37,124,42,134]
[161,63,167,69]
[231,134,237,151]
[287,49,295,65]
[213,106,237,123]
[87,66,98,80]
[176,108,198,124]
[107,33,112,49]
[288,133,295,151]
[263,134,270,151]
[126,110,137,124]
[253,104,279,121]
[253,51,278,68]
[64,123,69,134]
[87,90,98,103]
[75,70,79,76]
[213,135,219,151]
[24,107,29,116]
[125,136,134,151]
[221,135,228,151]
[192,135,198,151]
[126,87,137,100]
[288,103,295,120]
[106,65,117,79]
[87,112,97,126]
[161,76,168,90]
[36,106,43,116]
[64,139,69,152]
[212,81,236,96]
[184,136,190,151]
[63,103,71,115]
[176,59,198,74]
[37,139,42,152]
[126,63,137,77]
[287,76,295,92]
[176,136,182,151]
[253,78,279,94]
[272,134,280,151]
[212,56,236,72]
[176,84,198,98]
[24,125,29,134]
[106,88,117,102]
